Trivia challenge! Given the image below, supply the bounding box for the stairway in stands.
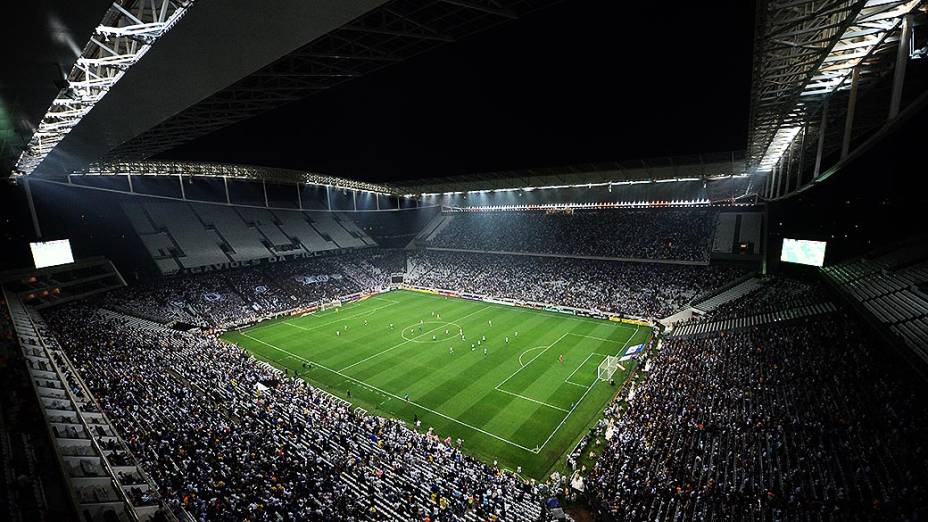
[691,277,764,313]
[670,301,838,338]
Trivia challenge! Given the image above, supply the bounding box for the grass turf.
[221,289,650,480]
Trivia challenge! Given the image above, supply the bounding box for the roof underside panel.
[747,0,924,173]
[103,0,561,163]
[27,0,395,178]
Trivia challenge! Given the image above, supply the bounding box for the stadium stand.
[41,271,551,521]
[311,212,367,249]
[237,206,307,256]
[407,250,746,319]
[589,279,928,521]
[3,290,165,521]
[689,277,764,313]
[823,237,928,363]
[416,213,453,242]
[274,209,339,253]
[141,201,230,269]
[336,213,378,247]
[121,200,378,274]
[101,250,404,328]
[422,209,716,262]
[669,276,837,336]
[192,204,275,262]
[0,305,76,522]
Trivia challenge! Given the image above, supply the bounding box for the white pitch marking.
[517,345,550,367]
[238,332,538,453]
[567,332,627,344]
[392,290,641,330]
[337,305,491,372]
[496,333,569,390]
[535,324,642,453]
[563,352,606,384]
[495,388,569,413]
[280,301,399,334]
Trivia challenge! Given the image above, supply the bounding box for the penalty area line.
[535,324,642,453]
[494,388,569,413]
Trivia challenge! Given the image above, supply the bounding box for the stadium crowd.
[702,276,831,320]
[425,210,715,262]
[107,249,405,328]
[44,305,549,521]
[20,244,928,522]
[589,305,928,520]
[407,250,745,318]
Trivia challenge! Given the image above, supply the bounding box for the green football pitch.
[222,289,650,479]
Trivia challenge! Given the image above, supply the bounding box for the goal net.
[320,300,342,312]
[597,355,621,381]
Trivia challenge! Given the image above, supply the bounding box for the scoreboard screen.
[30,239,75,269]
[780,238,827,267]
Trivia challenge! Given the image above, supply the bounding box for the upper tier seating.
[406,250,747,319]
[141,202,228,269]
[121,200,377,274]
[423,209,717,262]
[192,205,274,262]
[823,239,928,362]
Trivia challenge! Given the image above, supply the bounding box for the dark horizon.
[156,1,755,183]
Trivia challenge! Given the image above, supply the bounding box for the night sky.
[158,1,756,183]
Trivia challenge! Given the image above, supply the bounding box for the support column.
[326,186,332,210]
[352,190,357,211]
[23,177,42,240]
[297,183,303,210]
[223,176,230,204]
[813,100,829,180]
[178,175,186,200]
[841,66,860,159]
[761,205,769,275]
[796,123,807,188]
[126,173,134,194]
[769,162,778,199]
[777,159,786,197]
[262,179,269,208]
[889,14,913,119]
[376,194,380,210]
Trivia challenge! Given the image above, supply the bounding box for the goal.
[597,355,621,381]
[320,300,342,312]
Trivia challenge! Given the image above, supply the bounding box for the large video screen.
[780,238,827,267]
[30,239,75,269]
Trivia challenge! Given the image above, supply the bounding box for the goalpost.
[597,355,621,381]
[320,300,342,312]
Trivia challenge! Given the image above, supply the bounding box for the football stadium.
[1,1,927,521]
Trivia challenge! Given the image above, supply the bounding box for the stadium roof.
[7,0,561,179]
[747,0,925,174]
[65,152,747,198]
[391,151,747,194]
[75,160,398,194]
